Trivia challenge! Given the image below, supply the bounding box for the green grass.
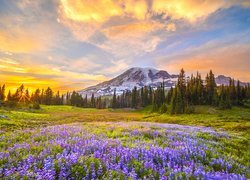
[0,105,143,131]
[0,105,249,177]
[141,106,250,137]
[1,105,250,136]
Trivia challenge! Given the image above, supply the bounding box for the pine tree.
[0,84,6,101]
[143,86,149,106]
[44,87,53,105]
[7,90,12,101]
[140,87,144,107]
[166,87,173,104]
[112,89,117,108]
[175,87,185,114]
[170,88,177,114]
[84,94,88,107]
[91,93,95,108]
[236,80,242,105]
[149,86,153,104]
[41,89,44,104]
[131,86,137,108]
[205,70,216,105]
[219,85,232,109]
[33,89,41,103]
[25,89,30,101]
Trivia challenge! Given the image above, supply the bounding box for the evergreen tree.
[175,87,185,114]
[7,90,12,101]
[0,84,6,102]
[33,89,41,103]
[112,89,117,108]
[131,86,138,108]
[205,70,216,105]
[143,86,149,106]
[91,93,95,108]
[44,87,53,105]
[166,87,173,104]
[71,91,83,107]
[54,91,61,105]
[219,85,232,109]
[236,80,242,105]
[170,88,177,114]
[84,94,88,108]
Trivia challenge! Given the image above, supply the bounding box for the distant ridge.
[78,67,249,97]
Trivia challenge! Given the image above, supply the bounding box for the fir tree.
[112,89,117,108]
[131,86,137,108]
[44,87,53,105]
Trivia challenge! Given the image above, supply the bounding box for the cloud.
[152,0,250,22]
[0,29,41,53]
[59,0,123,23]
[0,57,108,92]
[166,23,176,32]
[156,42,250,81]
[58,0,249,61]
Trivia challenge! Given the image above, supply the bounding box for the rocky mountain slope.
[78,67,249,97]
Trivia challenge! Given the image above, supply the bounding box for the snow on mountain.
[78,67,249,97]
[215,75,248,86]
[78,67,178,97]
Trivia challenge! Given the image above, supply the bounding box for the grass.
[0,105,249,178]
[0,106,143,131]
[0,105,250,135]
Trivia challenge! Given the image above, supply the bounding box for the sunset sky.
[0,0,250,92]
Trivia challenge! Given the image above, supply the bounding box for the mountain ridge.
[78,67,249,97]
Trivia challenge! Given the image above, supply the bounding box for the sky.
[0,0,250,92]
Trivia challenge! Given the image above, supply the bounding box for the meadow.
[0,105,249,179]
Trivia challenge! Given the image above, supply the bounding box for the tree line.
[0,85,64,108]
[111,69,250,114]
[1,69,250,113]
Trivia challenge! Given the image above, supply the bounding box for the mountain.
[78,67,178,96]
[78,67,249,97]
[215,75,248,86]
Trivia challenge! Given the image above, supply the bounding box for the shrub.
[219,100,232,110]
[159,103,168,114]
[33,103,41,109]
[185,106,195,114]
[5,101,17,108]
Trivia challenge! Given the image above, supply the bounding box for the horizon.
[2,67,249,94]
[0,0,250,92]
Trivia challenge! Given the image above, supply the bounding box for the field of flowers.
[0,121,249,179]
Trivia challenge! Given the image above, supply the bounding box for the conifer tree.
[7,90,12,101]
[44,87,53,105]
[33,89,41,103]
[205,70,216,105]
[0,84,6,102]
[112,89,117,108]
[170,88,177,114]
[131,86,137,108]
[91,93,95,108]
[166,87,173,104]
[84,94,88,107]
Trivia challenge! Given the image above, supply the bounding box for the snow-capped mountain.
[78,67,249,97]
[78,67,178,96]
[215,75,248,86]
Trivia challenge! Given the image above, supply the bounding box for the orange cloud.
[0,30,41,53]
[60,0,123,23]
[0,58,108,92]
[152,0,250,22]
[166,23,176,31]
[122,0,148,20]
[102,22,164,37]
[158,44,250,81]
[58,0,249,60]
